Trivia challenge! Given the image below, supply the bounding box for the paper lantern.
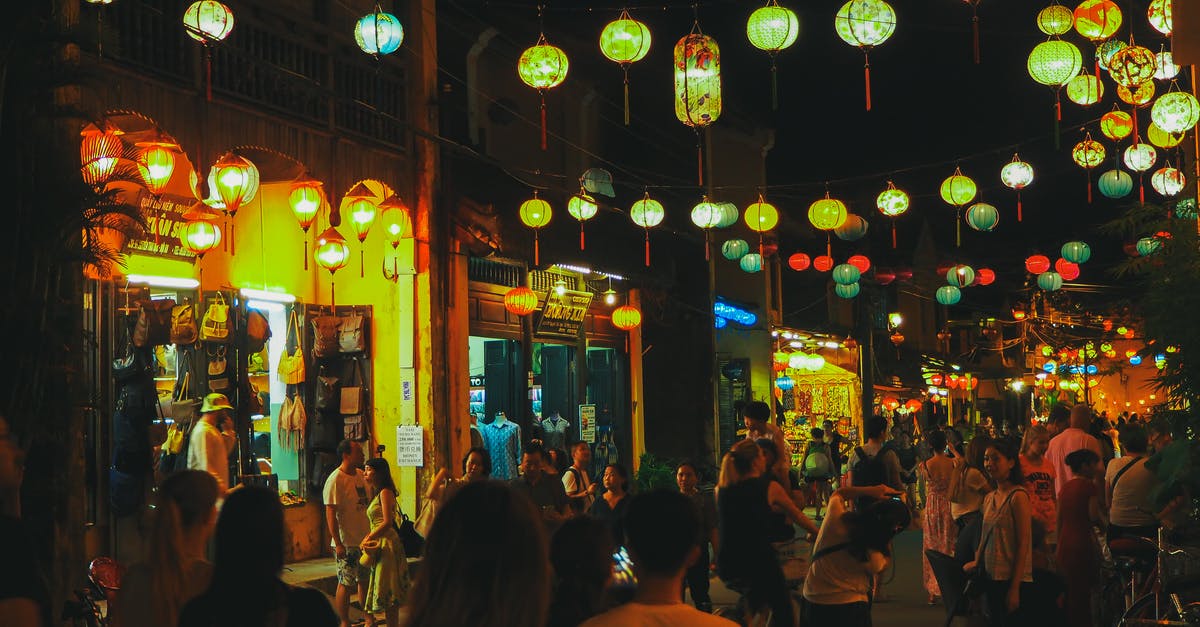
[378,195,412,249]
[1148,122,1185,149]
[1055,258,1081,280]
[1148,0,1173,35]
[813,255,834,272]
[1100,109,1133,140]
[1037,271,1064,291]
[1027,40,1082,87]
[747,3,800,52]
[1071,136,1106,168]
[1154,51,1180,80]
[744,196,779,232]
[1136,236,1161,256]
[630,193,665,266]
[1098,169,1134,198]
[519,36,568,149]
[347,194,377,243]
[504,286,538,316]
[940,167,977,207]
[1097,39,1127,69]
[787,252,811,271]
[183,1,234,43]
[1037,4,1074,34]
[80,126,123,187]
[691,198,722,230]
[740,253,763,273]
[1151,91,1200,134]
[834,0,896,111]
[946,264,975,288]
[1073,0,1122,41]
[567,190,598,250]
[612,305,642,330]
[833,263,861,285]
[965,203,999,232]
[1151,166,1186,197]
[905,398,924,412]
[848,254,871,273]
[712,203,739,228]
[1123,143,1157,172]
[354,8,404,56]
[936,285,962,305]
[976,268,996,286]
[723,239,751,260]
[835,282,861,299]
[181,202,223,258]
[288,176,323,233]
[834,214,869,241]
[135,142,177,196]
[1025,254,1051,274]
[808,193,849,230]
[1061,241,1091,263]
[876,181,909,247]
[208,152,259,215]
[775,375,796,391]
[600,10,651,124]
[1108,45,1157,89]
[674,34,722,127]
[1118,81,1156,106]
[314,227,350,274]
[518,192,551,265]
[1001,155,1034,221]
[1066,74,1104,106]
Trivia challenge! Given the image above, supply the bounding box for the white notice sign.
[396,425,424,467]
[579,404,596,443]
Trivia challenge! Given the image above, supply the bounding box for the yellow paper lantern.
[288,176,323,232]
[519,35,569,150]
[744,196,779,232]
[1027,39,1082,87]
[1071,135,1106,168]
[834,0,896,111]
[747,3,800,52]
[1108,45,1157,89]
[378,195,412,248]
[1147,122,1184,148]
[1151,91,1200,134]
[314,226,350,275]
[674,34,722,128]
[181,202,223,258]
[600,9,651,125]
[567,190,598,250]
[208,151,259,216]
[1066,74,1103,106]
[1148,0,1173,35]
[1037,4,1075,35]
[808,193,848,230]
[1073,0,1122,41]
[519,193,552,229]
[939,167,977,207]
[1100,109,1134,140]
[612,305,642,331]
[135,141,178,196]
[1117,81,1156,106]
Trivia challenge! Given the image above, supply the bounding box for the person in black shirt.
[0,416,49,627]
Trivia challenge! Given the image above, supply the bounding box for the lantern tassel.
[205,45,213,102]
[331,278,336,309]
[695,134,704,186]
[863,56,872,111]
[230,221,236,256]
[539,93,548,151]
[956,211,962,248]
[891,222,897,249]
[644,231,650,267]
[1017,192,1023,222]
[704,230,711,261]
[303,239,309,271]
[623,71,631,126]
[579,223,585,251]
[360,248,365,279]
[534,232,540,266]
[771,62,779,111]
[972,14,980,64]
[826,234,832,259]
[1087,172,1093,204]
[1139,178,1145,204]
[1132,107,1140,143]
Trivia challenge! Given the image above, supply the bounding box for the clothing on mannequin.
[479,411,522,480]
[540,412,570,452]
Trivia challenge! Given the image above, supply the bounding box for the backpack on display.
[170,302,198,346]
[201,293,230,342]
[338,314,365,353]
[312,315,341,358]
[314,365,340,411]
[133,298,176,347]
[245,308,271,353]
[804,442,833,478]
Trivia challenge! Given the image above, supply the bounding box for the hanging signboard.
[535,288,594,340]
[123,190,198,261]
[579,404,596,443]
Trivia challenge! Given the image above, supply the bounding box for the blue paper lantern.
[946,264,975,287]
[775,375,795,391]
[935,285,962,305]
[721,239,750,260]
[834,214,869,241]
[1037,271,1063,291]
[835,282,861,299]
[832,263,862,285]
[1136,236,1161,256]
[965,203,999,232]
[1129,354,1142,365]
[355,9,405,55]
[1043,360,1057,373]
[1098,169,1133,199]
[740,253,763,273]
[1061,241,1091,264]
[1086,364,1099,375]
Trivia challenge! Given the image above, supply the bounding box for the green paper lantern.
[1072,137,1106,169]
[518,39,569,90]
[747,4,800,52]
[1061,241,1091,263]
[1123,143,1157,173]
[940,168,977,207]
[744,197,779,232]
[1097,169,1133,198]
[714,202,740,229]
[835,282,861,299]
[1155,51,1180,80]
[1073,0,1122,41]
[1136,236,1161,256]
[630,196,665,228]
[183,1,234,43]
[835,0,897,48]
[1150,91,1200,135]
[740,253,764,273]
[1151,166,1186,197]
[1097,39,1127,70]
[965,203,999,232]
[946,264,975,288]
[936,285,962,305]
[690,198,722,229]
[600,12,652,64]
[834,214,869,241]
[1037,271,1063,291]
[1037,4,1074,35]
[674,34,722,127]
[354,9,404,55]
[1148,0,1173,35]
[1027,40,1082,87]
[722,239,751,260]
[876,182,909,217]
[833,263,861,285]
[808,194,848,230]
[1066,74,1104,106]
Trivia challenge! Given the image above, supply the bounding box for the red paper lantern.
[889,332,905,346]
[788,253,811,271]
[1025,254,1051,274]
[875,268,896,285]
[1054,258,1081,280]
[976,268,996,286]
[905,398,923,412]
[930,373,944,386]
[1103,320,1113,331]
[612,305,642,330]
[813,255,834,272]
[847,254,871,273]
[503,286,538,316]
[882,397,901,411]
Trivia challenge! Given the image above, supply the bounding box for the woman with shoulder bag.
[360,458,411,627]
[951,435,995,563]
[963,438,1033,627]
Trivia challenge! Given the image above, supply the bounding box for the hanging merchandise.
[965,203,999,232]
[1108,44,1158,90]
[1154,50,1180,80]
[181,202,223,260]
[170,301,198,347]
[876,181,909,247]
[1037,271,1064,291]
[1055,258,1081,280]
[936,285,962,305]
[208,151,259,256]
[940,167,977,246]
[691,196,722,260]
[278,393,307,451]
[1150,90,1200,135]
[1147,122,1185,149]
[314,227,350,306]
[834,0,896,110]
[847,254,871,273]
[746,1,800,109]
[200,292,229,343]
[787,252,811,271]
[813,255,834,272]
[1071,132,1106,202]
[1025,254,1051,274]
[518,20,569,150]
[338,313,366,354]
[311,314,342,359]
[808,192,848,257]
[1123,142,1157,202]
[567,188,598,251]
[976,268,996,285]
[1097,39,1126,70]
[835,283,861,299]
[345,183,378,278]
[519,191,551,266]
[1061,241,1092,264]
[630,192,665,266]
[1027,39,1082,131]
[833,264,861,285]
[1117,81,1155,106]
[946,264,975,288]
[740,253,764,273]
[1000,155,1034,221]
[503,286,538,316]
[744,194,779,257]
[278,309,306,385]
[136,142,178,196]
[354,5,404,57]
[79,123,123,188]
[1073,0,1122,43]
[1065,74,1103,106]
[612,305,642,330]
[674,26,722,184]
[600,9,651,125]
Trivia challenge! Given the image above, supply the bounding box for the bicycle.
[1116,528,1200,626]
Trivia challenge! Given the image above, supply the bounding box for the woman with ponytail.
[115,470,219,627]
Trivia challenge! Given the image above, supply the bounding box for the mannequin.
[479,411,522,480]
[540,411,570,452]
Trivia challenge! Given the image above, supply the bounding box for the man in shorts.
[323,439,371,627]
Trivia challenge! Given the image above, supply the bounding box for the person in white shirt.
[563,441,597,514]
[323,440,372,627]
[582,490,735,627]
[187,394,238,495]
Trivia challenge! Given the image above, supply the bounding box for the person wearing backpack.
[847,416,904,507]
[802,428,835,519]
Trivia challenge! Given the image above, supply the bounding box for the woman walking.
[965,438,1032,626]
[919,430,956,605]
[952,435,995,563]
[1019,425,1057,548]
[361,458,411,627]
[587,463,630,546]
[1057,449,1106,627]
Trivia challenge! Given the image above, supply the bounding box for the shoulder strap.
[812,541,852,561]
[855,446,869,461]
[1110,456,1144,491]
[978,488,1026,554]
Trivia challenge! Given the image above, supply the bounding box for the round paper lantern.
[905,398,924,412]
[1097,39,1127,69]
[722,239,751,260]
[1123,143,1157,172]
[1061,241,1091,263]
[135,142,177,196]
[834,214,869,241]
[567,191,598,249]
[833,263,861,285]
[740,253,763,273]
[1001,157,1034,190]
[965,203,999,232]
[787,252,811,271]
[940,167,977,207]
[1148,122,1185,149]
[519,193,552,229]
[1119,83,1156,108]
[208,152,259,215]
[1100,109,1134,140]
[1108,45,1157,89]
[1151,166,1186,197]
[1150,91,1200,134]
[1136,236,1160,256]
[835,0,896,48]
[847,254,871,273]
[504,286,538,316]
[946,264,975,288]
[876,182,909,217]
[600,11,652,64]
[808,194,849,230]
[1055,258,1081,280]
[744,197,779,232]
[314,227,350,274]
[712,202,739,228]
[775,375,796,391]
[1155,51,1180,80]
[181,202,223,258]
[1148,0,1173,35]
[80,127,123,187]
[1073,0,1122,41]
[1072,137,1106,169]
[674,34,722,127]
[378,195,412,248]
[976,268,996,286]
[1025,254,1051,274]
[747,4,800,52]
[347,194,378,243]
[518,38,569,90]
[354,8,404,56]
[1037,271,1064,291]
[1098,169,1134,198]
[690,198,722,229]
[1027,39,1082,87]
[1037,4,1074,34]
[1066,74,1104,106]
[835,282,861,299]
[813,255,834,272]
[631,195,665,229]
[183,1,234,43]
[612,305,642,330]
[936,285,962,305]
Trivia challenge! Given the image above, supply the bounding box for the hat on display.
[201,393,234,413]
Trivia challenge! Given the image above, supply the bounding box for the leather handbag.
[207,346,229,391]
[338,314,366,354]
[245,308,272,352]
[312,315,341,358]
[278,393,307,450]
[277,309,306,384]
[133,298,176,347]
[314,365,339,411]
[170,302,198,346]
[171,371,199,426]
[339,359,365,415]
[200,293,230,342]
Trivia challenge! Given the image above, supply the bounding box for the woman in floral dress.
[361,458,411,627]
[920,429,957,604]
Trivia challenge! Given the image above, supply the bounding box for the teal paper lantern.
[721,239,750,260]
[834,214,869,241]
[965,203,999,232]
[775,374,796,391]
[355,9,405,55]
[1061,241,1091,264]
[835,282,861,299]
[946,264,975,287]
[1037,271,1063,291]
[1098,169,1133,198]
[935,285,962,305]
[740,253,763,273]
[1136,236,1161,256]
[832,263,862,285]
[715,202,740,228]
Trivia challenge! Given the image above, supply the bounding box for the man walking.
[511,446,569,532]
[1045,404,1103,496]
[323,440,371,627]
[562,441,596,514]
[187,393,238,495]
[742,401,790,480]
